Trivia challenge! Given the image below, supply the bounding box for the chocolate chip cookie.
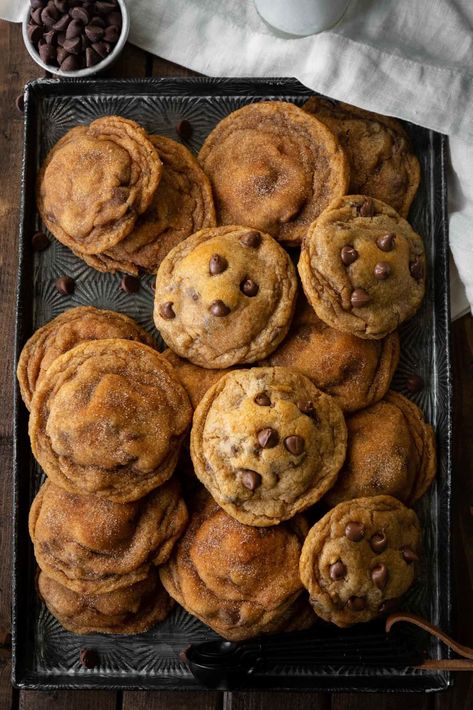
[262,295,400,412]
[190,367,347,526]
[76,135,216,275]
[198,101,349,244]
[17,306,155,411]
[303,97,420,218]
[159,493,316,641]
[299,195,426,339]
[300,495,421,627]
[38,567,172,635]
[29,478,188,594]
[37,117,162,254]
[154,226,298,368]
[29,340,192,502]
[325,391,436,506]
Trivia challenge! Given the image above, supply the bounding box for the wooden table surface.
[0,21,472,710]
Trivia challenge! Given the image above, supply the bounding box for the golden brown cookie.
[38,568,172,635]
[303,97,420,218]
[190,367,347,526]
[76,135,216,275]
[325,391,436,506]
[17,307,155,411]
[263,296,400,412]
[29,478,188,594]
[154,226,298,368]
[300,495,421,627]
[37,117,162,254]
[159,493,315,641]
[299,195,426,339]
[29,340,192,502]
[162,349,236,408]
[198,101,349,244]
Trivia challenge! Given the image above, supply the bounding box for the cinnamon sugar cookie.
[198,101,349,244]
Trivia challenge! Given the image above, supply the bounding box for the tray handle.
[386,612,473,670]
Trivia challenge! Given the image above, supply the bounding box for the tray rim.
[11,76,453,693]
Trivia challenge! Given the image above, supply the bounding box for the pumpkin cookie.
[37,117,162,254]
[263,296,400,412]
[154,226,298,368]
[198,101,349,244]
[300,495,421,627]
[77,135,216,275]
[303,97,420,217]
[325,392,436,506]
[299,195,426,339]
[190,367,347,526]
[29,340,192,503]
[17,306,155,411]
[29,478,188,594]
[160,493,316,641]
[38,567,172,635]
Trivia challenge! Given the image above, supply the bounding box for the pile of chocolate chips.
[27,0,122,72]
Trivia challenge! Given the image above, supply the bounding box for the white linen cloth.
[2,0,472,317]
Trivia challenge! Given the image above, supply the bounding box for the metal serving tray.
[13,77,451,692]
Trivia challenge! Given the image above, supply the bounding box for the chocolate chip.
[209,300,230,317]
[32,231,50,251]
[350,288,371,308]
[376,233,396,251]
[257,427,279,449]
[176,119,193,140]
[70,6,90,23]
[239,230,261,248]
[90,15,106,28]
[374,261,391,280]
[66,18,83,38]
[117,274,139,293]
[30,0,46,9]
[96,1,117,13]
[60,54,79,71]
[63,36,81,54]
[401,546,419,564]
[15,94,25,113]
[52,14,70,31]
[347,596,367,611]
[329,560,347,581]
[345,521,365,542]
[104,25,120,43]
[85,47,101,67]
[340,245,358,266]
[85,24,104,42]
[209,254,228,275]
[358,198,375,217]
[108,10,122,28]
[55,275,74,295]
[56,46,69,63]
[91,41,111,58]
[371,563,388,590]
[79,648,99,669]
[28,23,43,43]
[409,256,424,281]
[254,393,271,406]
[41,5,59,27]
[56,32,66,46]
[283,435,304,455]
[240,278,259,297]
[378,598,400,614]
[159,301,175,319]
[370,532,387,554]
[43,29,57,45]
[31,7,43,24]
[406,373,424,393]
[53,0,68,11]
[39,43,57,64]
[238,469,262,491]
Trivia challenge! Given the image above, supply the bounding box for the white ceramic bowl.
[22,0,130,77]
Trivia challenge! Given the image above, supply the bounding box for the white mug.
[254,0,351,36]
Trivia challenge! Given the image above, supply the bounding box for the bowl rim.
[21,0,130,78]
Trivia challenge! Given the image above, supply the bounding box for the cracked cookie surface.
[300,495,421,627]
[198,101,349,244]
[37,116,162,254]
[154,225,298,368]
[325,391,436,506]
[190,367,347,526]
[303,97,420,217]
[29,339,192,503]
[298,195,426,339]
[17,306,155,411]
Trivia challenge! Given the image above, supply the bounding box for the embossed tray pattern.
[12,78,451,692]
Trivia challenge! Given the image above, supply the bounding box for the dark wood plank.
[122,691,221,710]
[224,693,330,710]
[20,690,117,710]
[151,54,200,78]
[332,695,432,710]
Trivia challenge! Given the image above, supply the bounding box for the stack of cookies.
[23,96,437,641]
